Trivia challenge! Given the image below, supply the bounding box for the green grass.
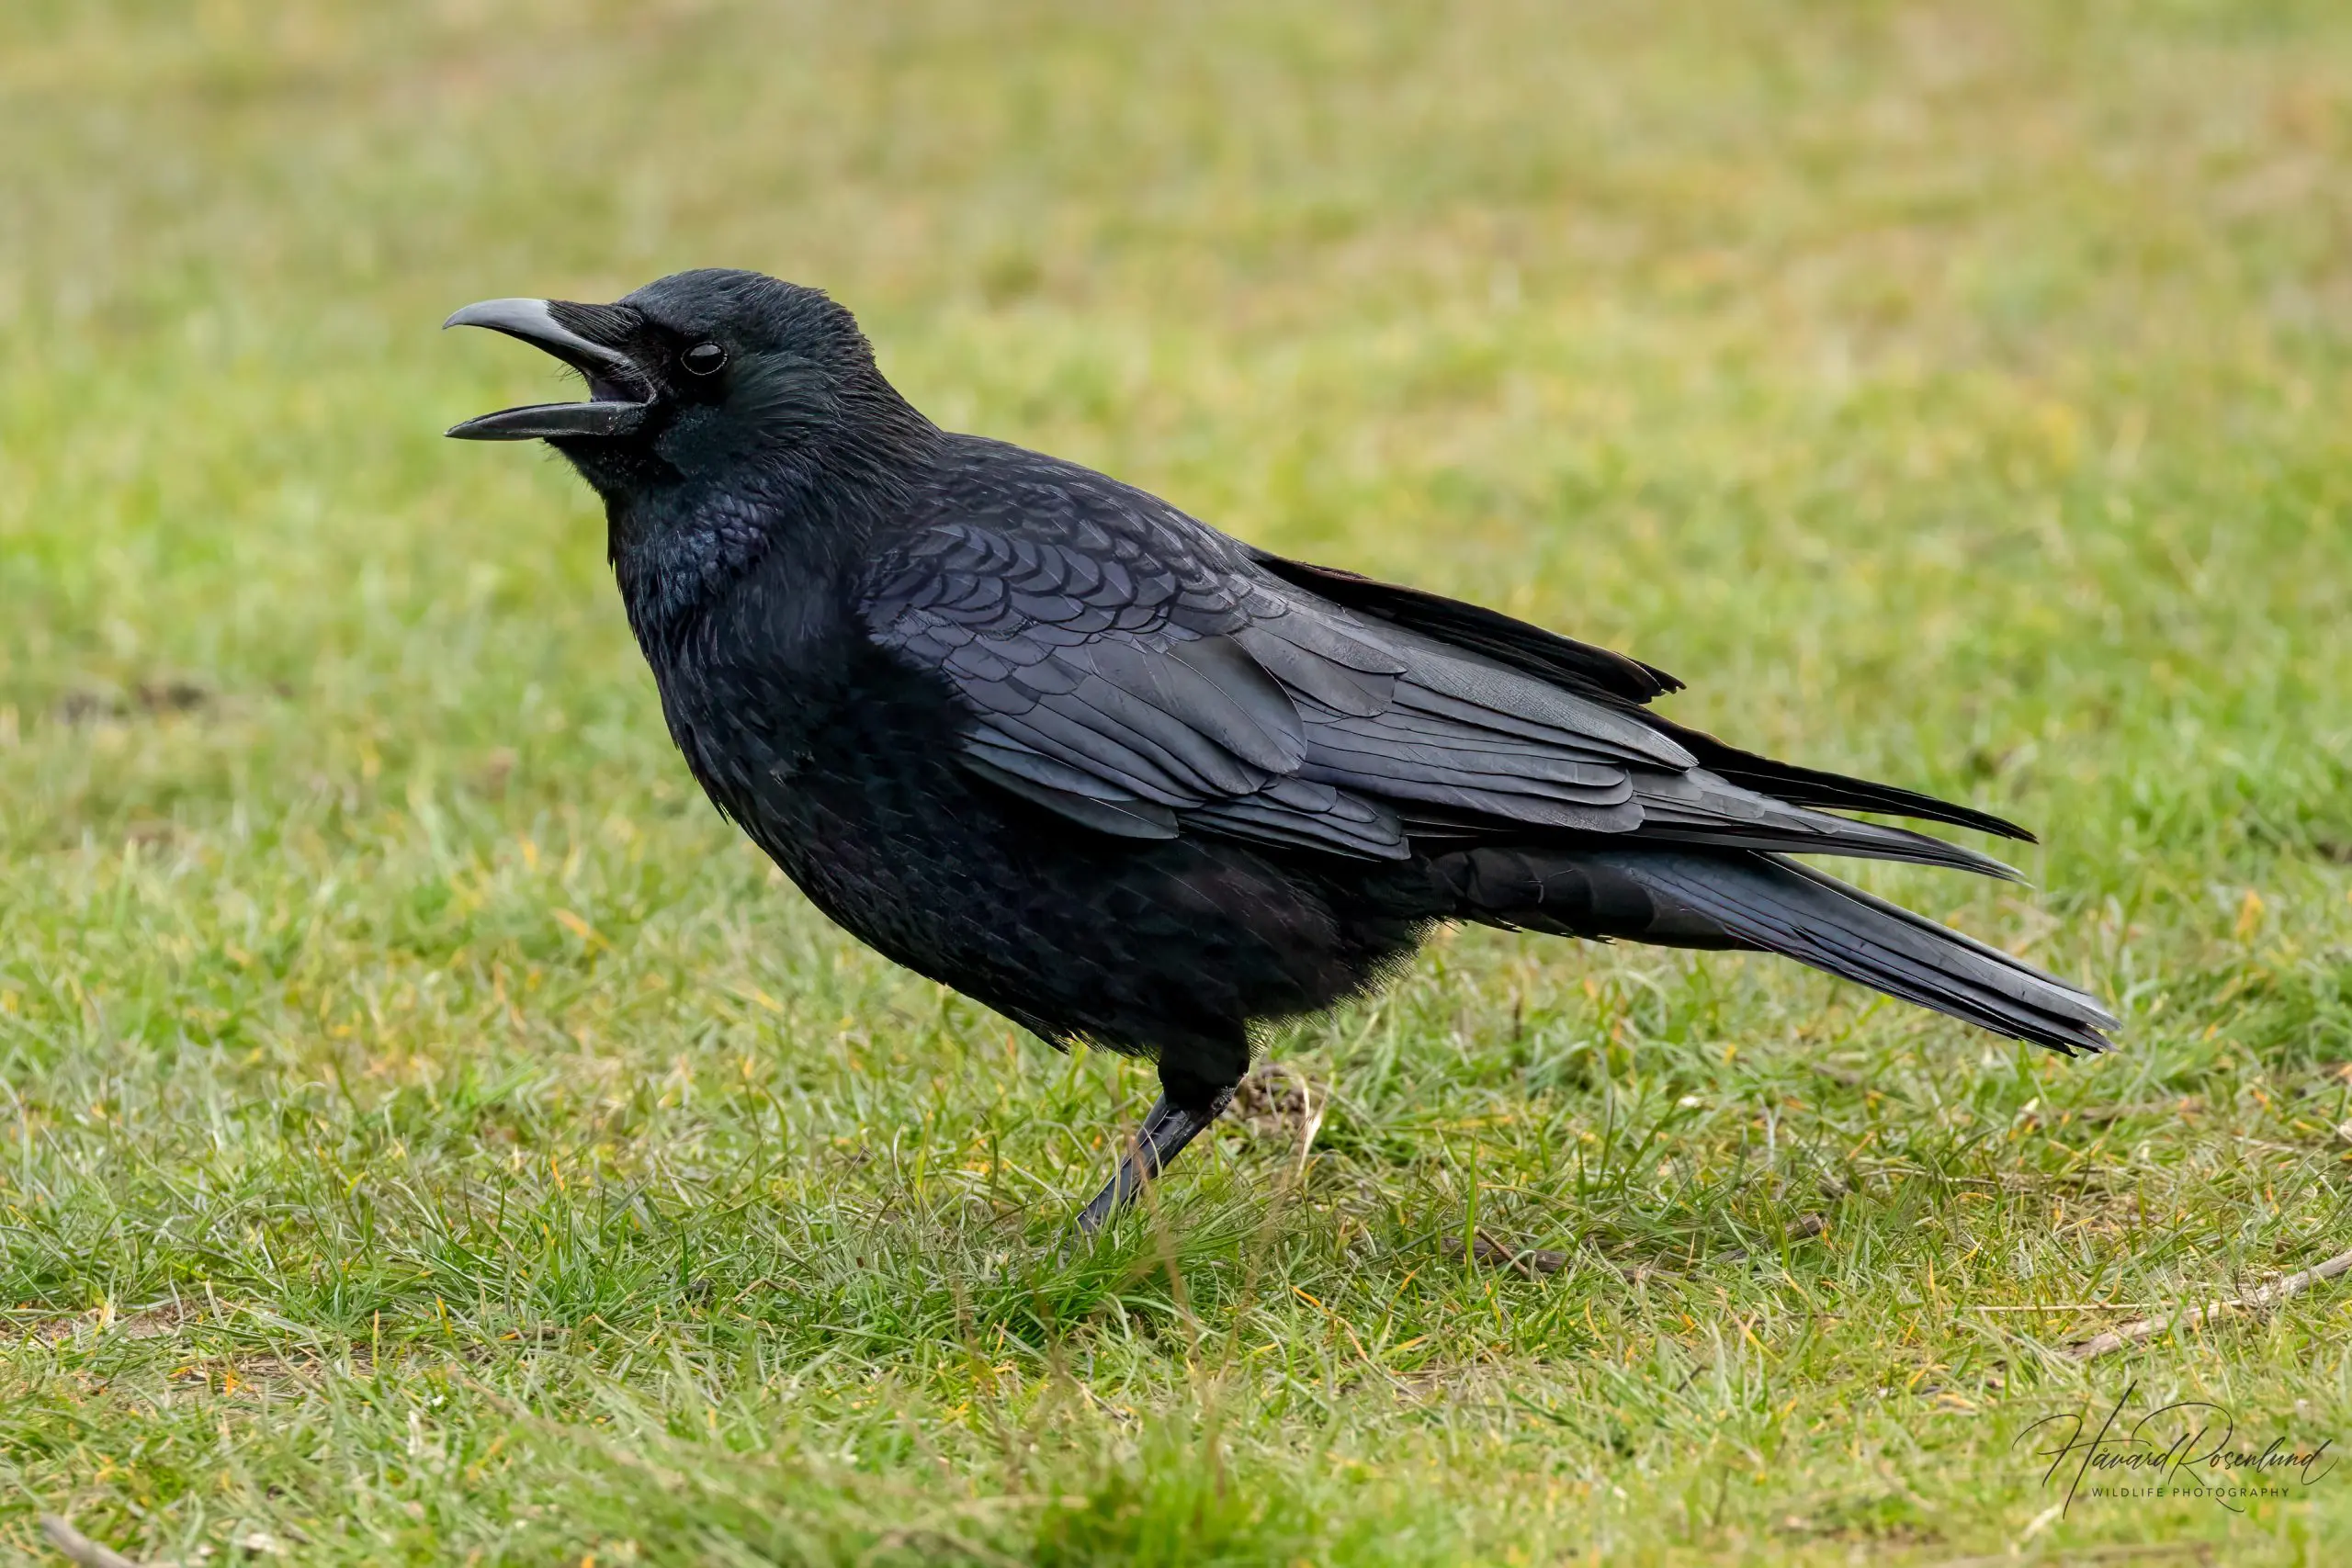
[4,0,2351,1562]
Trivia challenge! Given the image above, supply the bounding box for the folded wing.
[859,446,2023,879]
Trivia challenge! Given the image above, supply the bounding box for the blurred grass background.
[2,1,2350,1562]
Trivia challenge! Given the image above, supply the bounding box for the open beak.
[443,298,653,441]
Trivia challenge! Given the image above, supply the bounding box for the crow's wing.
[1250,547,2035,841]
[855,473,1415,857]
[1247,550,1684,705]
[861,443,2018,874]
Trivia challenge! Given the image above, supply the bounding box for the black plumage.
[446,270,2116,1231]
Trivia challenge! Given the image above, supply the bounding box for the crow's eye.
[681,343,728,377]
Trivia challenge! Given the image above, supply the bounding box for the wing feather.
[858,438,2027,875]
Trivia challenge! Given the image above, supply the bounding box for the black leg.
[1072,1085,1236,1236]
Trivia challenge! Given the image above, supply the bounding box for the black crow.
[446,271,2115,1233]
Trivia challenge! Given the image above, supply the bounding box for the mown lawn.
[4,1,2350,1562]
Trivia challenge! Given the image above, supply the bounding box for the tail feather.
[1444,846,2116,1055]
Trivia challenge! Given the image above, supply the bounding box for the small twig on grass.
[1445,1229,1569,1279]
[38,1517,148,1568]
[1717,1213,1826,1264]
[2066,1246,2352,1361]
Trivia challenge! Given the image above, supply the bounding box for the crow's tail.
[1439,846,2117,1055]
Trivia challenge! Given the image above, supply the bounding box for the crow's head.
[445,269,923,501]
